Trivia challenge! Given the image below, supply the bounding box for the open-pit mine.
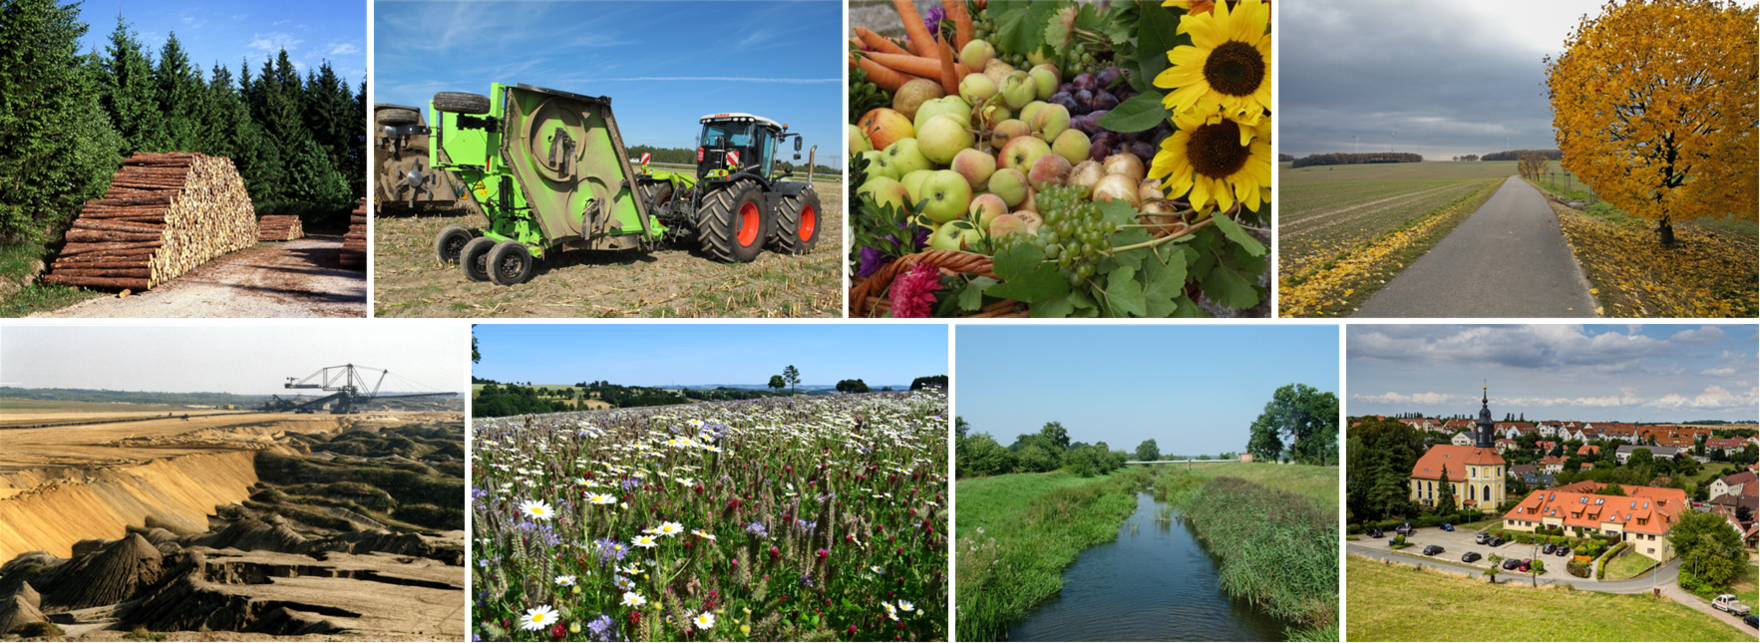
[0,405,465,640]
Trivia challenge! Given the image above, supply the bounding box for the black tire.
[434,225,474,264]
[697,180,767,263]
[638,181,674,212]
[771,187,821,254]
[433,92,490,115]
[487,241,535,286]
[460,237,496,282]
[377,108,419,126]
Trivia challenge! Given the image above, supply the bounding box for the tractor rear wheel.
[487,241,536,286]
[639,182,674,212]
[770,187,821,254]
[376,108,419,126]
[697,180,767,263]
[434,225,474,264]
[433,92,490,115]
[460,237,497,282]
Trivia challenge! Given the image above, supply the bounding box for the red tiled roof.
[1577,444,1601,455]
[1411,445,1505,480]
[1503,483,1687,535]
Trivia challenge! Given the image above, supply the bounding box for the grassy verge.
[954,469,1149,641]
[1601,549,1657,581]
[1279,179,1500,317]
[1151,464,1339,638]
[0,241,104,317]
[1347,555,1748,641]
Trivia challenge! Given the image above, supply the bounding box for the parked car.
[1743,614,1756,628]
[1395,522,1414,536]
[1423,545,1444,555]
[1462,552,1482,563]
[1474,532,1490,544]
[1487,536,1506,547]
[1712,594,1751,616]
[1516,558,1532,572]
[1554,546,1570,557]
[1439,522,1455,532]
[1367,526,1384,538]
[1502,558,1522,570]
[1542,543,1555,554]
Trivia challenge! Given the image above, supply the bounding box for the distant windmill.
[1390,131,1396,153]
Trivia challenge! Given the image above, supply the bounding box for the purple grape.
[1115,88,1136,103]
[1074,89,1093,108]
[1131,141,1155,162]
[1050,92,1078,114]
[1073,114,1100,136]
[1089,140,1111,162]
[1058,82,1075,95]
[1088,109,1109,126]
[1073,73,1097,92]
[1096,67,1123,88]
[1094,91,1119,111]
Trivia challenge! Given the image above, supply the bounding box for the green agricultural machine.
[425,84,821,285]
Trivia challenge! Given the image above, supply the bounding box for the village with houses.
[1347,387,1758,638]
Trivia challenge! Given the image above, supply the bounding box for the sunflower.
[1161,0,1217,15]
[1155,0,1270,126]
[1149,114,1271,214]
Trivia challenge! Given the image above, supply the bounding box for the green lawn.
[1602,550,1658,580]
[1347,555,1748,641]
[1141,461,1339,512]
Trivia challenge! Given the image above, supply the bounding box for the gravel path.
[30,234,366,318]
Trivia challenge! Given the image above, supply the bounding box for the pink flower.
[888,262,942,318]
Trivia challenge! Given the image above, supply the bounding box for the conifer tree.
[154,31,200,151]
[100,14,162,153]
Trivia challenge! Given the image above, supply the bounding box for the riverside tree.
[1134,439,1160,462]
[1248,383,1340,465]
[1545,0,1758,245]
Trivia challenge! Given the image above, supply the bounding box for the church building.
[1409,386,1507,510]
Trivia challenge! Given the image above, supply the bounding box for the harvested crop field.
[1278,162,1528,274]
[372,179,844,318]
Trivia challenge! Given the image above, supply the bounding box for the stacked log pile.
[339,198,367,269]
[44,153,256,291]
[257,215,304,241]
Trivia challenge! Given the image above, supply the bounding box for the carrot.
[893,0,938,58]
[943,0,973,51]
[854,26,911,56]
[937,36,960,96]
[859,50,947,80]
[853,54,917,92]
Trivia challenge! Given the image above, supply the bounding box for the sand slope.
[0,451,260,559]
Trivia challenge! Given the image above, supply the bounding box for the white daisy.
[621,591,647,607]
[656,522,685,537]
[587,493,616,505]
[520,605,558,631]
[555,575,576,586]
[897,599,916,612]
[693,612,716,631]
[692,529,717,541]
[633,535,658,549]
[518,500,554,521]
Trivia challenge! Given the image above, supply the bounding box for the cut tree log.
[257,214,305,241]
[338,198,367,269]
[43,152,256,290]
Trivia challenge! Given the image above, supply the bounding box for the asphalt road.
[1354,176,1598,318]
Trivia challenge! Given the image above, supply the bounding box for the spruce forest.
[0,0,365,250]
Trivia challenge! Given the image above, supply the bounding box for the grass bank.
[1151,465,1339,636]
[1347,555,1748,641]
[955,469,1149,641]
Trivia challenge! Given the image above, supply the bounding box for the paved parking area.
[1354,526,1580,581]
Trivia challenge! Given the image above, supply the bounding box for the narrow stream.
[1008,491,1295,641]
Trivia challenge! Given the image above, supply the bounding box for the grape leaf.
[958,276,997,311]
[1211,213,1268,257]
[1104,266,1146,317]
[1032,292,1074,318]
[1140,248,1187,317]
[985,243,1068,303]
[1133,1,1186,92]
[1097,91,1170,133]
[991,1,1061,59]
[1201,261,1261,309]
[1097,198,1141,229]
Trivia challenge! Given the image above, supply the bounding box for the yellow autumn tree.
[1545,0,1757,245]
[1517,151,1547,180]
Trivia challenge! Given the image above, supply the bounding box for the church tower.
[1475,384,1495,448]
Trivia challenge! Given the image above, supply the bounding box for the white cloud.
[1644,385,1760,410]
[1352,391,1456,405]
[1703,367,1737,377]
[1670,325,1727,345]
[249,32,303,53]
[329,43,360,56]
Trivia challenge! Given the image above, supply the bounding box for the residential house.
[1451,431,1474,446]
[1496,422,1536,440]
[1502,481,1689,562]
[1538,455,1566,475]
[1576,444,1601,457]
[1705,437,1747,458]
[1601,424,1642,443]
[1495,438,1518,454]
[1708,471,1754,500]
[1444,418,1474,433]
[1615,444,1682,464]
[1537,440,1559,455]
[1507,464,1555,489]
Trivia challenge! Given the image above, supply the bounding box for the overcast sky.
[1348,325,1760,422]
[958,325,1339,456]
[1,325,464,395]
[1280,0,1759,160]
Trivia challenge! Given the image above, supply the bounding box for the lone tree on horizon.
[782,365,800,394]
[768,374,786,392]
[1545,0,1757,245]
[1135,439,1160,462]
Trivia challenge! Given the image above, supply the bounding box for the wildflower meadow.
[471,389,949,641]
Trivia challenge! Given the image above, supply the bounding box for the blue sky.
[374,0,843,166]
[73,0,366,84]
[473,324,948,387]
[1348,324,1760,422]
[957,325,1341,456]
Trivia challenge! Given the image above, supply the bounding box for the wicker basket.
[848,250,1029,318]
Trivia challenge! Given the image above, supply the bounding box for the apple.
[1019,101,1046,128]
[857,108,914,152]
[978,103,1012,128]
[1104,152,1147,183]
[849,124,872,157]
[1052,129,1091,166]
[1014,210,1044,235]
[917,170,973,224]
[929,220,982,251]
[983,58,1017,86]
[990,119,1030,149]
[1030,103,1071,143]
[858,176,910,212]
[958,73,997,105]
[900,169,933,204]
[999,135,1051,174]
[960,39,996,73]
[1139,178,1165,202]
[988,168,1029,208]
[1093,173,1142,208]
[1141,199,1183,236]
[1070,160,1106,192]
[1028,153,1072,190]
[951,148,997,191]
[1019,187,1037,213]
[988,213,1028,238]
[969,193,1008,226]
[860,150,896,179]
[883,138,932,178]
[916,114,974,167]
[891,78,945,121]
[1000,71,1036,110]
[913,96,972,133]
[1029,64,1060,100]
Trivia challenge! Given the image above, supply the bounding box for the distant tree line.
[1450,154,1481,162]
[1290,152,1423,168]
[1277,153,1294,162]
[0,386,262,406]
[956,419,1129,478]
[1480,149,1561,162]
[910,375,948,390]
[835,379,871,393]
